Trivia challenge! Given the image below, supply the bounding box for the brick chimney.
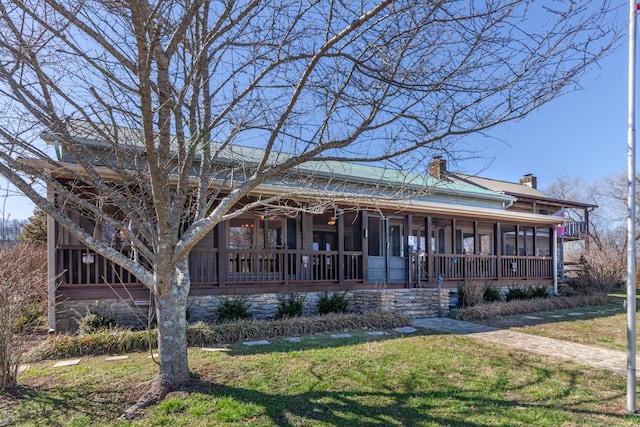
[519,174,537,189]
[428,156,447,179]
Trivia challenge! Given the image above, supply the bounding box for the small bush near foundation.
[28,311,410,361]
[483,285,502,303]
[76,309,116,335]
[216,295,252,323]
[317,292,350,314]
[451,295,611,321]
[530,285,550,299]
[505,286,531,302]
[275,293,306,319]
[457,281,485,307]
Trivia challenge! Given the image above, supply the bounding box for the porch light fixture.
[327,217,336,226]
[82,253,95,264]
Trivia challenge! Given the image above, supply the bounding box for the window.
[518,226,534,256]
[229,217,254,248]
[258,216,283,248]
[388,218,404,257]
[477,223,494,255]
[502,225,517,255]
[456,220,474,254]
[367,217,382,256]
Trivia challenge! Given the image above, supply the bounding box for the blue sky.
[1,3,632,221]
[459,14,629,191]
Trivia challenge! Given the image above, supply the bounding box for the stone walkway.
[412,317,634,375]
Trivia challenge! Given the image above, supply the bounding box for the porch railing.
[58,245,142,286]
[413,253,553,282]
[225,248,362,284]
[564,221,586,239]
[57,245,362,286]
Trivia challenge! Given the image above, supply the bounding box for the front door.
[386,216,407,282]
[366,215,407,283]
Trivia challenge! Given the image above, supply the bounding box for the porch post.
[338,210,345,285]
[407,214,413,288]
[47,184,57,333]
[496,223,502,281]
[552,226,558,294]
[451,219,457,254]
[473,220,479,254]
[427,216,433,284]
[301,211,308,250]
[217,221,227,287]
[585,208,591,253]
[362,210,369,284]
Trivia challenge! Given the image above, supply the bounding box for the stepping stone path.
[243,340,270,346]
[523,316,543,320]
[53,359,81,368]
[394,326,417,333]
[202,346,229,352]
[549,315,565,318]
[568,312,585,316]
[366,331,388,336]
[285,337,302,343]
[331,333,352,338]
[105,356,129,361]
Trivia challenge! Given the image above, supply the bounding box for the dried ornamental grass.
[451,295,611,321]
[28,311,410,361]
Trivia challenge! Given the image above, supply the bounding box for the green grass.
[2,328,638,426]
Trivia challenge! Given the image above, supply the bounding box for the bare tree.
[546,174,629,292]
[0,0,619,407]
[0,243,47,389]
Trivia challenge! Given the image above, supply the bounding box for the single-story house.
[39,130,590,330]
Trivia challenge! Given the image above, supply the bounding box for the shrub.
[577,245,625,294]
[483,285,502,303]
[275,293,306,319]
[457,281,484,307]
[530,285,550,299]
[0,243,47,389]
[317,292,350,314]
[19,302,46,331]
[505,286,531,302]
[216,295,252,323]
[75,308,116,335]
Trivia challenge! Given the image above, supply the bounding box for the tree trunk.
[154,257,191,387]
[124,256,191,417]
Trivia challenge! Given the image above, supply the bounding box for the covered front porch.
[53,206,560,297]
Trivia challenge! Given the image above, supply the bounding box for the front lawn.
[1,327,636,426]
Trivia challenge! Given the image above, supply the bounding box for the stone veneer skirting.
[54,288,450,332]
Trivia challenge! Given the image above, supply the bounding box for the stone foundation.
[54,288,450,331]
